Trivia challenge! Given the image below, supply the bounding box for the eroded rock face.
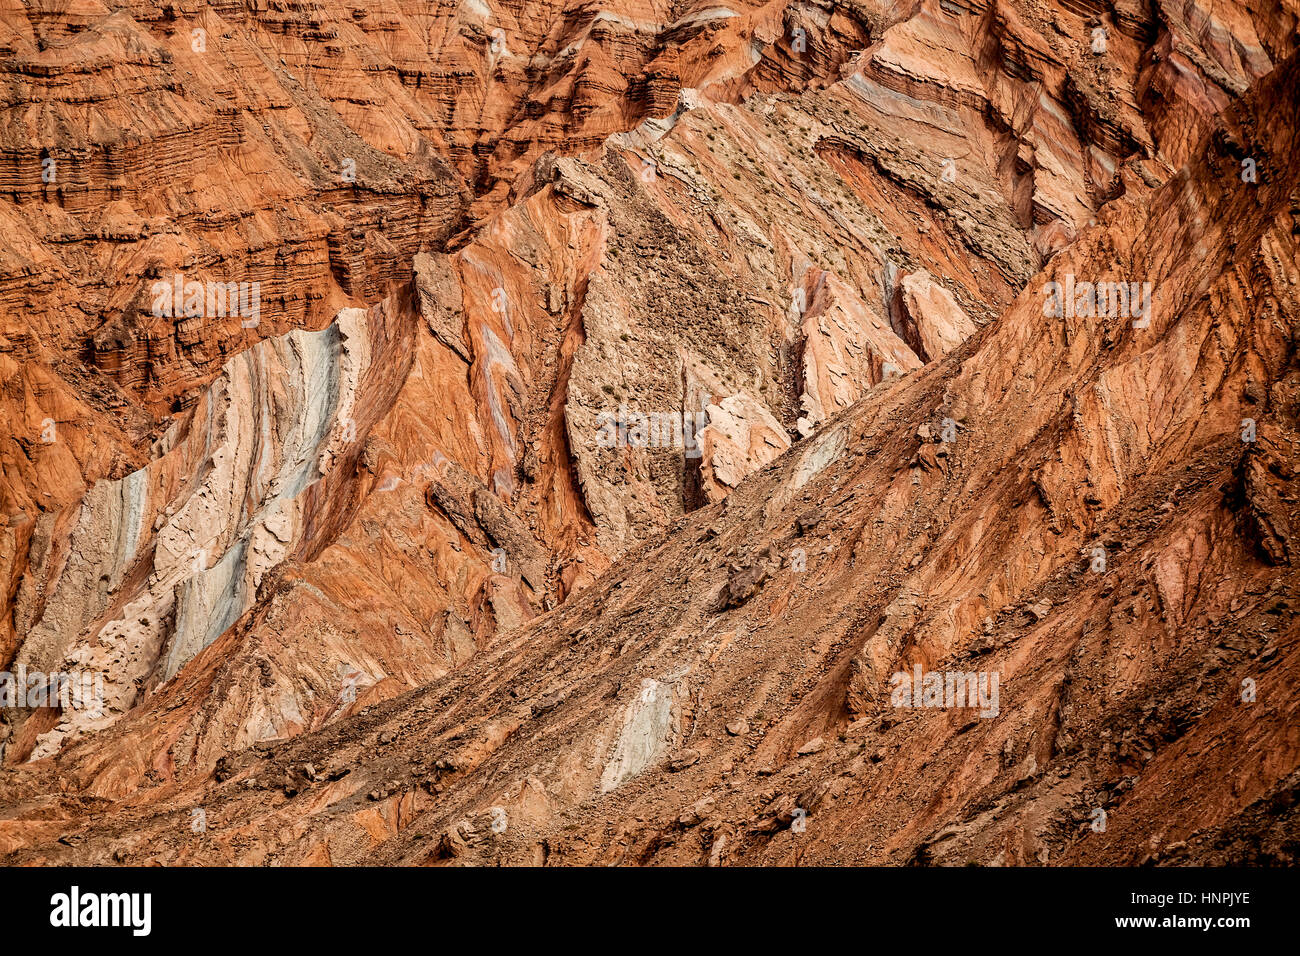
[698,394,792,503]
[894,269,977,363]
[1,0,1299,866]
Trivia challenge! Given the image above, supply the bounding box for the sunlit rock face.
[1,0,1299,867]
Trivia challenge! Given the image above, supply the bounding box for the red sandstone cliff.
[0,0,1297,866]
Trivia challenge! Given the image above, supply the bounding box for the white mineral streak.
[600,678,676,792]
[18,309,371,758]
